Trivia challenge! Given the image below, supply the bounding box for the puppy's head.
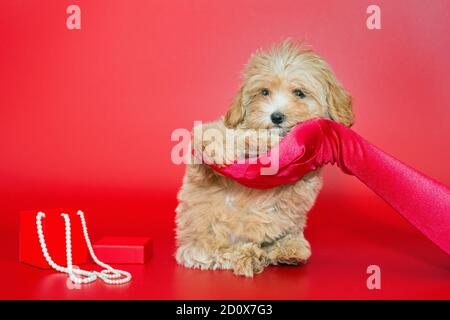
[224,40,354,133]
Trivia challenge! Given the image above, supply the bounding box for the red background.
[0,0,449,299]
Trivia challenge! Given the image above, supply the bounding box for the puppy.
[175,40,354,277]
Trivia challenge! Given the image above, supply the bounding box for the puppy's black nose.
[271,111,285,125]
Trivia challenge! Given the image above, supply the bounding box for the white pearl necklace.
[36,210,132,285]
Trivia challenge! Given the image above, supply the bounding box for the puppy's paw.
[231,243,269,277]
[176,244,214,270]
[266,233,311,266]
[236,129,280,159]
[202,142,232,167]
[193,131,237,167]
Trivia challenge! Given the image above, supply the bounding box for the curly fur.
[175,40,353,277]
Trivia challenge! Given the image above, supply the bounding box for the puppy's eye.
[261,89,270,96]
[293,89,305,98]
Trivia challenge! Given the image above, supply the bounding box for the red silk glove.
[208,118,450,255]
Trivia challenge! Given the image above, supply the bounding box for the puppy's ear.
[224,87,245,128]
[324,70,354,127]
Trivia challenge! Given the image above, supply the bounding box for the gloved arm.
[208,118,450,255]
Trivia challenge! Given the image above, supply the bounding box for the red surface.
[0,1,449,299]
[3,192,450,299]
[93,236,152,264]
[19,209,89,269]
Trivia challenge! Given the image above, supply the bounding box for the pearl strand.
[61,213,98,284]
[36,212,97,283]
[36,211,132,285]
[77,210,132,284]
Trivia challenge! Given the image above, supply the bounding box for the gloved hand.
[207,118,450,255]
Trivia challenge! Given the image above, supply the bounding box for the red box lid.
[93,236,152,264]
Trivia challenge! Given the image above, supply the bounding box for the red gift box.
[93,237,152,264]
[19,209,89,269]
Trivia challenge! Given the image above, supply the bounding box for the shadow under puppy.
[176,40,354,277]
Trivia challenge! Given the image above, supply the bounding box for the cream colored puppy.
[175,40,354,277]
